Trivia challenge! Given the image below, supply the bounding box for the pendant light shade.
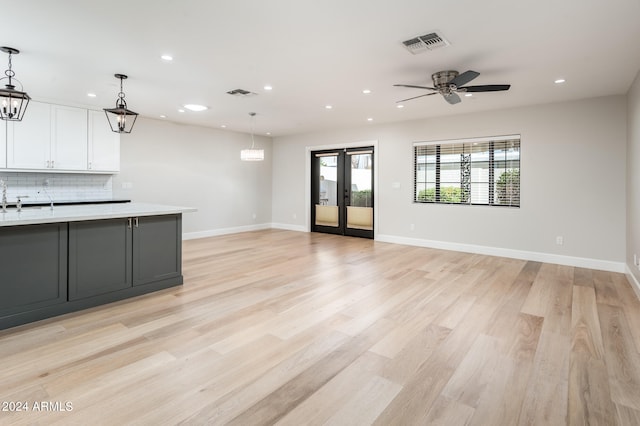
[240,112,264,161]
[240,148,265,161]
[104,73,138,133]
[0,47,30,122]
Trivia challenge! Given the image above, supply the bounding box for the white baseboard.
[625,265,640,300]
[181,225,626,275]
[270,223,307,232]
[375,234,626,273]
[182,223,271,240]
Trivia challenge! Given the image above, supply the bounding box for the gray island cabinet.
[0,203,194,330]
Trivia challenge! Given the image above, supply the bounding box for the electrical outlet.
[121,182,133,189]
[252,213,257,220]
[556,236,564,245]
[43,179,50,187]
[292,213,297,220]
[410,223,415,231]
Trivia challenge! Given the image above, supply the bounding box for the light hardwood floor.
[1,229,640,425]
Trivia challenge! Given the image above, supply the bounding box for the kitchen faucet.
[0,179,6,213]
[39,186,54,210]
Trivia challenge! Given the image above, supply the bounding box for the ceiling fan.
[394,70,510,105]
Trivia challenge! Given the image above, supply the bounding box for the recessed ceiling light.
[325,105,333,109]
[178,109,185,113]
[159,115,166,118]
[221,124,226,128]
[266,132,271,135]
[161,54,173,61]
[264,85,273,91]
[367,117,373,122]
[87,93,97,98]
[183,104,208,112]
[396,104,404,108]
[464,93,473,97]
[362,89,371,94]
[554,78,566,84]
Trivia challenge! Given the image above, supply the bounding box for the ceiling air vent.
[226,88,257,97]
[402,32,450,54]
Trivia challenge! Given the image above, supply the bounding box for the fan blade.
[393,84,436,90]
[449,70,480,88]
[461,84,511,92]
[444,92,461,105]
[396,92,438,103]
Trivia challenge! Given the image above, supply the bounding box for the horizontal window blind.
[414,136,520,207]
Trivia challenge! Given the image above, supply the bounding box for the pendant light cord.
[249,112,256,149]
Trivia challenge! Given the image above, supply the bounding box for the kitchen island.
[0,203,196,330]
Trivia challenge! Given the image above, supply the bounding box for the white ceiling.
[5,0,640,136]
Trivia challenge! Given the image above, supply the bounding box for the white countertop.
[0,203,197,227]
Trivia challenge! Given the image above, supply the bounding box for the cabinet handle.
[46,160,50,168]
[134,217,139,228]
[88,162,92,170]
[51,160,55,168]
[128,218,132,229]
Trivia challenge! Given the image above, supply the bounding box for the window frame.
[413,134,521,207]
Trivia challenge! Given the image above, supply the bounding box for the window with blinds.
[414,135,520,207]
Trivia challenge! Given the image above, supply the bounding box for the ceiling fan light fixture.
[0,47,30,122]
[104,74,138,133]
[394,69,510,105]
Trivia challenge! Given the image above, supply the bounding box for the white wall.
[273,95,627,270]
[112,117,272,237]
[627,71,640,293]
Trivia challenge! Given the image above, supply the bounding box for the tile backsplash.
[0,172,113,203]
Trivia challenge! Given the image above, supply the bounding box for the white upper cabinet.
[88,110,120,172]
[6,101,51,170]
[4,101,119,173]
[51,105,88,171]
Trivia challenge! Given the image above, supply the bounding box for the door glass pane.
[316,155,339,227]
[347,153,373,230]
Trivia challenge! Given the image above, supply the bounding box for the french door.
[311,147,374,239]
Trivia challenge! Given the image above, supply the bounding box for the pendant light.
[240,112,264,161]
[0,47,30,122]
[104,73,138,133]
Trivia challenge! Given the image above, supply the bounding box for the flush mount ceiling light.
[104,74,138,133]
[0,47,30,122]
[183,104,208,112]
[240,112,264,162]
